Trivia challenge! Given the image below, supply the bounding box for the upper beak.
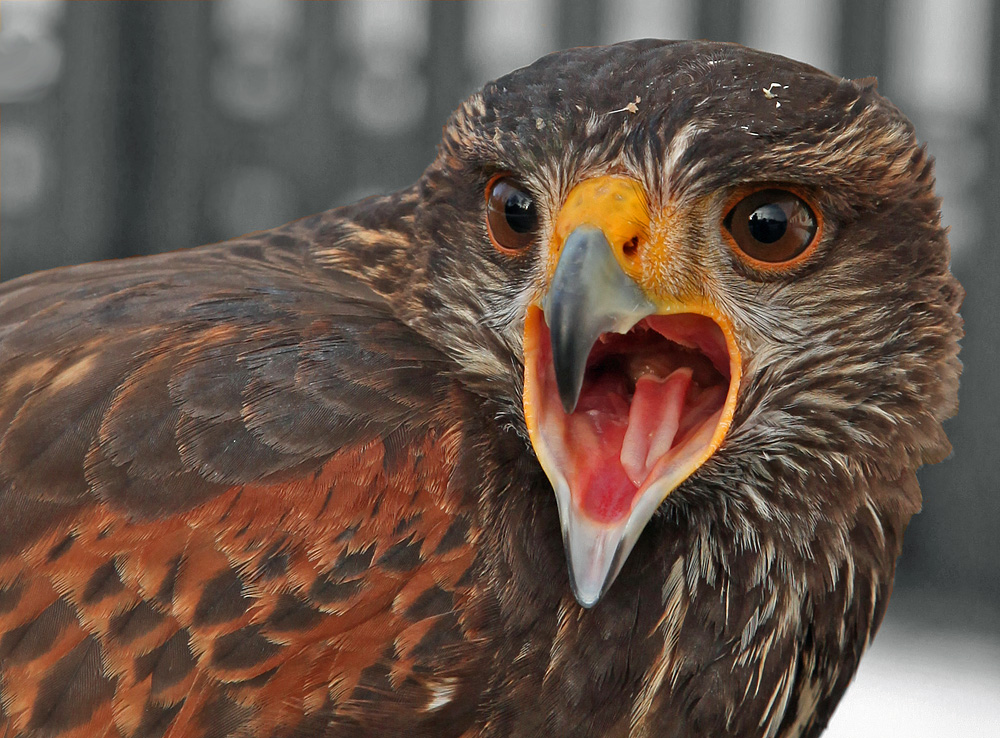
[523,176,742,608]
[541,225,656,414]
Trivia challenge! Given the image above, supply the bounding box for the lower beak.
[524,223,741,608]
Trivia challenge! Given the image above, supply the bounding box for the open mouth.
[519,175,744,606]
[524,307,740,529]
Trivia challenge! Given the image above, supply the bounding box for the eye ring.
[722,187,821,268]
[485,175,539,254]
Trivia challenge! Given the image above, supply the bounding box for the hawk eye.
[723,189,819,265]
[486,176,539,253]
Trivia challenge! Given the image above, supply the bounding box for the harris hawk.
[0,40,961,738]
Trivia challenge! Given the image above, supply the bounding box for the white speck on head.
[535,117,545,130]
[762,82,782,99]
[608,95,641,115]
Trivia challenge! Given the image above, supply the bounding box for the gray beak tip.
[559,386,580,416]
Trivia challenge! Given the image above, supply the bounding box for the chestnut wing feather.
[0,237,484,737]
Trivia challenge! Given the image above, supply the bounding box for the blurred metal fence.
[1,0,997,622]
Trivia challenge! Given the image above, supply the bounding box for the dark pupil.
[747,203,788,244]
[504,191,536,233]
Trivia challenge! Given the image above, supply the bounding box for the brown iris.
[486,176,539,253]
[723,188,819,265]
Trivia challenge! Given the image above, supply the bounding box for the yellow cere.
[549,176,650,284]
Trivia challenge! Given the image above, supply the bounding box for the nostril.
[621,236,639,259]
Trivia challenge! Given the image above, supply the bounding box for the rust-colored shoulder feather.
[0,223,491,737]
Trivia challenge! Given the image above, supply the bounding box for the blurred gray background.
[1,0,997,732]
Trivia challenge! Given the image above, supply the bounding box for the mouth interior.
[535,313,732,524]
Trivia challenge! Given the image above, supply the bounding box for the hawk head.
[351,39,962,608]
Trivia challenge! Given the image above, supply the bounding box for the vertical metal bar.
[146,1,211,255]
[695,0,744,43]
[58,0,124,267]
[112,2,158,259]
[837,0,889,80]
[327,4,362,207]
[423,0,470,157]
[298,0,343,214]
[113,1,212,258]
[557,0,602,49]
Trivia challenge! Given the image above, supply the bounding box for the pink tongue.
[619,368,692,486]
[569,367,693,523]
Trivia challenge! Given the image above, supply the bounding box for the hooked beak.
[523,176,742,607]
[541,226,656,413]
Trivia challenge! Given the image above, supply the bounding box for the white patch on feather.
[661,120,705,195]
[424,677,459,712]
[48,354,98,393]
